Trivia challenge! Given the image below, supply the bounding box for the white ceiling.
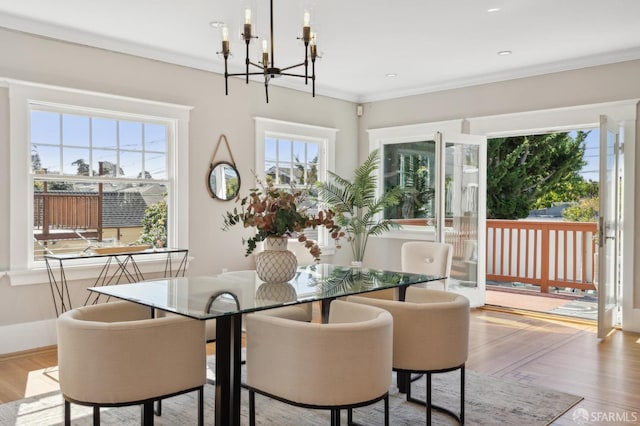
[1,0,640,103]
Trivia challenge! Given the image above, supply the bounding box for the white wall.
[0,27,357,354]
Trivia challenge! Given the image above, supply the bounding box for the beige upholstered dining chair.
[245,300,393,426]
[57,301,206,426]
[401,241,453,290]
[348,287,470,425]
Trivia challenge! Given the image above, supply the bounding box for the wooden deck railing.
[486,219,597,293]
[33,192,103,241]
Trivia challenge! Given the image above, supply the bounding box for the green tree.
[535,175,599,209]
[72,158,92,176]
[487,132,587,219]
[31,150,42,171]
[562,196,599,222]
[138,196,167,248]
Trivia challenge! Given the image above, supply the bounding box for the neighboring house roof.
[527,203,571,219]
[102,191,148,228]
[120,184,166,207]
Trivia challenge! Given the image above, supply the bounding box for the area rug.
[0,358,582,425]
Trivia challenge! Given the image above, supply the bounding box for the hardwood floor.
[2,307,639,424]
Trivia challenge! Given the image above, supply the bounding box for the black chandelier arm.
[224,60,229,95]
[248,60,266,70]
[278,62,306,72]
[244,41,251,83]
[278,72,310,78]
[226,71,268,78]
[312,61,316,97]
[264,74,271,103]
[304,46,309,85]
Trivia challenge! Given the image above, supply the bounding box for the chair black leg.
[249,390,256,426]
[93,406,100,425]
[331,408,341,426]
[384,394,389,426]
[461,366,465,425]
[198,386,204,426]
[426,372,432,426]
[64,400,71,426]
[406,368,464,425]
[142,401,154,426]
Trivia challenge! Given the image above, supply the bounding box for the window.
[382,140,436,224]
[254,117,337,251]
[31,109,170,260]
[8,81,191,284]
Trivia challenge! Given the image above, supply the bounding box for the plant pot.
[255,237,298,283]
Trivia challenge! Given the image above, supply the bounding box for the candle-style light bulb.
[310,32,317,60]
[262,39,269,66]
[221,25,230,58]
[243,8,252,40]
[303,11,311,43]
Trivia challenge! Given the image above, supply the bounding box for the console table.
[44,247,188,316]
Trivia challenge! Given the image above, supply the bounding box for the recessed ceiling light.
[210,21,225,29]
[497,50,512,56]
[487,8,501,13]
[385,73,398,78]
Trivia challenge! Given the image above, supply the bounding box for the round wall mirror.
[207,161,241,201]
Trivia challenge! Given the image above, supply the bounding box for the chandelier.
[219,0,317,103]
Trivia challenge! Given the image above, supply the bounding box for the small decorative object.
[223,177,344,265]
[255,236,298,283]
[91,244,151,255]
[207,134,241,201]
[318,149,403,265]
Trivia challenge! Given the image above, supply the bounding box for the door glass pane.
[603,128,616,309]
[382,141,436,230]
[445,142,480,288]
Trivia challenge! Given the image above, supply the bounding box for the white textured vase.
[255,237,298,283]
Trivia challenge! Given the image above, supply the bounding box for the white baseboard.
[0,318,57,355]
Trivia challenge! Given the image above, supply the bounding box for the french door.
[597,115,621,338]
[436,132,487,307]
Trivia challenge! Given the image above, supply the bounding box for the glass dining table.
[88,263,445,426]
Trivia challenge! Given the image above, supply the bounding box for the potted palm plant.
[317,149,403,266]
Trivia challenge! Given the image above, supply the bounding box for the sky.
[572,129,599,182]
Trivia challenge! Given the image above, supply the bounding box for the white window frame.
[6,80,192,285]
[368,119,467,240]
[254,117,338,253]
